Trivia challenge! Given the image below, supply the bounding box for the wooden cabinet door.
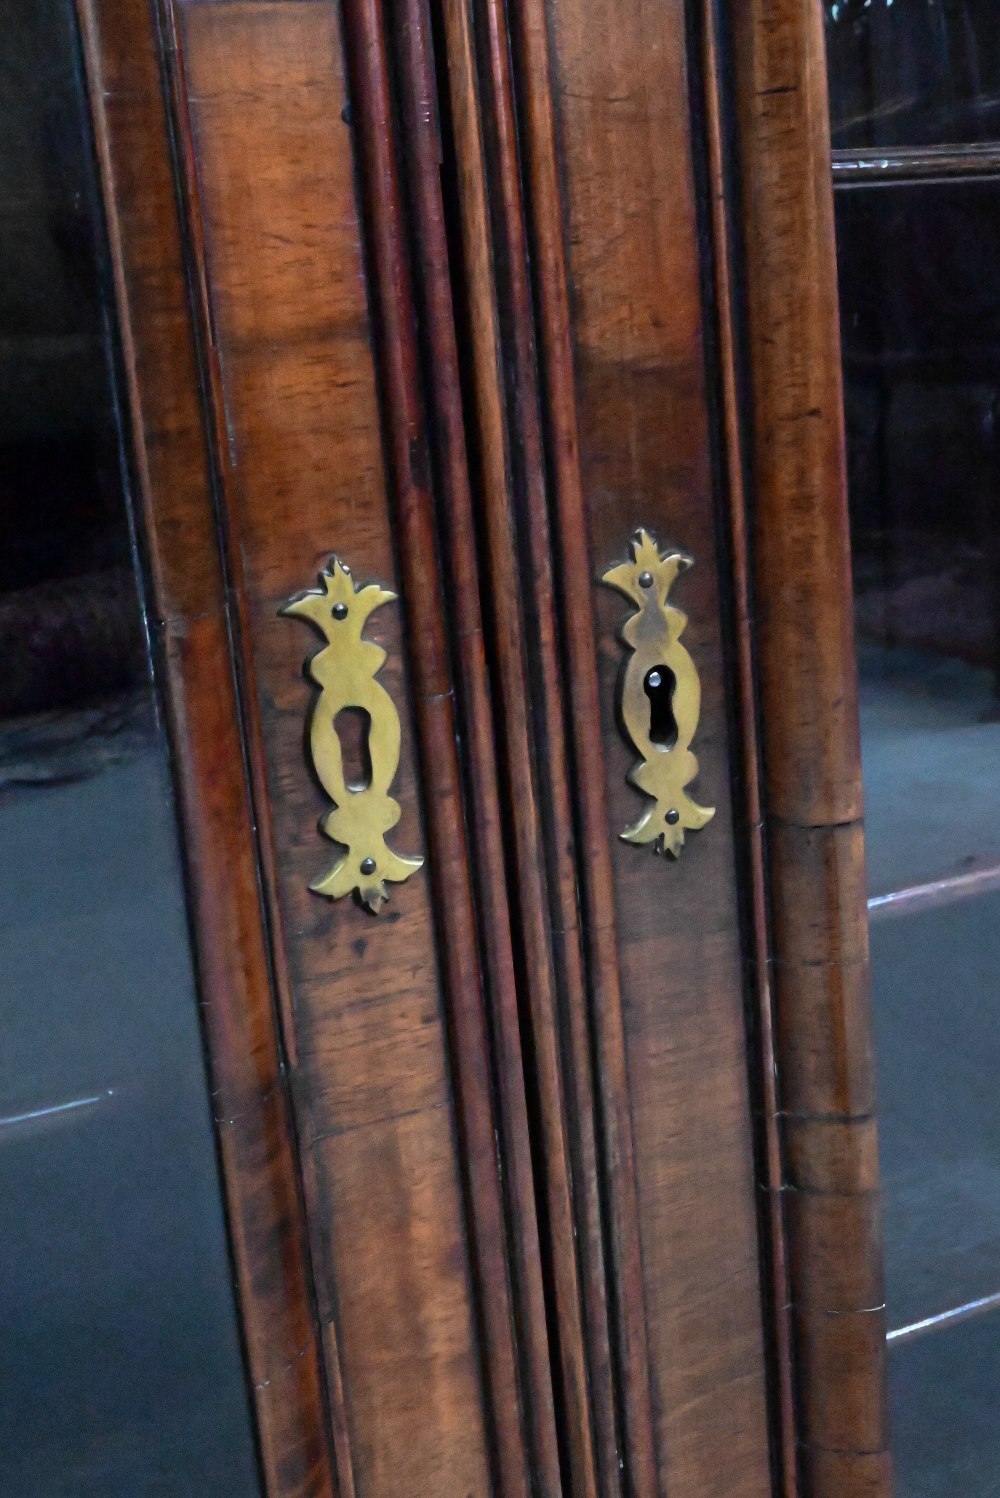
[69,2,891,1497]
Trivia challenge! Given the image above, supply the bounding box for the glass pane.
[891,1314,1000,1498]
[0,5,262,1495]
[873,897,1000,1331]
[836,178,1000,1488]
[837,179,1000,899]
[826,1,1000,151]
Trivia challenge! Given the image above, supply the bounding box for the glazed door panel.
[830,8,1000,1491]
[0,3,265,1494]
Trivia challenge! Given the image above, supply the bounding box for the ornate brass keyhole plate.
[281,557,423,912]
[602,528,715,857]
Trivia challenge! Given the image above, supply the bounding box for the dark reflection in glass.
[0,5,261,1495]
[872,897,1000,1331]
[837,178,1000,1491]
[826,0,1000,151]
[837,180,1000,896]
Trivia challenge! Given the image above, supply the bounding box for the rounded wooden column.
[730,3,892,1495]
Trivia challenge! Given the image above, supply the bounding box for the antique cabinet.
[1,1,902,1497]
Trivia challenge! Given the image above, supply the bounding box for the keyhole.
[334,706,373,789]
[644,665,677,748]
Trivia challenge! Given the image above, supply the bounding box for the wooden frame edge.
[76,3,339,1493]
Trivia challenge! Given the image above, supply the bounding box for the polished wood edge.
[386,2,565,1490]
[157,10,358,1492]
[724,0,890,1488]
[157,0,304,1079]
[501,2,665,1492]
[77,3,338,1494]
[435,0,623,1491]
[336,2,535,1493]
[731,0,863,830]
[697,4,798,1492]
[801,1446,893,1498]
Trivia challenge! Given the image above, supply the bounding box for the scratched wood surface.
[169,4,508,1494]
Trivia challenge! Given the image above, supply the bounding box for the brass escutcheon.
[281,557,423,913]
[602,528,715,858]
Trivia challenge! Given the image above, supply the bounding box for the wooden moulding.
[77,1,336,1495]
[386,3,567,1494]
[725,2,892,1495]
[699,3,799,1489]
[500,27,663,1493]
[169,0,543,1494]
[418,0,785,1489]
[505,0,776,1494]
[432,0,627,1492]
[438,0,762,1488]
[728,0,864,833]
[335,3,543,1493]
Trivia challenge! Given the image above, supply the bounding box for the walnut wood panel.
[384,4,568,1493]
[434,3,623,1493]
[482,2,775,1495]
[168,3,516,1494]
[727,3,891,1496]
[386,2,568,1498]
[80,2,892,1495]
[77,2,335,1494]
[334,2,536,1492]
[697,5,800,1494]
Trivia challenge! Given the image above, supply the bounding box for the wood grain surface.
[78,1,337,1494]
[727,2,892,1495]
[77,0,893,1494]
[695,2,801,1489]
[437,0,780,1490]
[508,2,776,1494]
[387,3,566,1493]
[170,3,508,1493]
[435,1,624,1490]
